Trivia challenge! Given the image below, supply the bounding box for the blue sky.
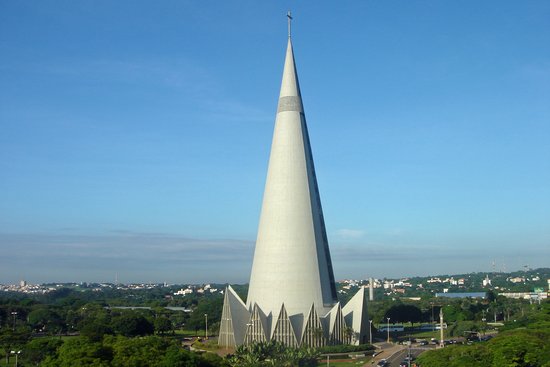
[1,1,549,284]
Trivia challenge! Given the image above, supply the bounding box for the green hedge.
[317,344,374,354]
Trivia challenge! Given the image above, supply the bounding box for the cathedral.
[219,16,368,348]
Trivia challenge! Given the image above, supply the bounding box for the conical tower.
[246,36,338,319]
[219,16,368,347]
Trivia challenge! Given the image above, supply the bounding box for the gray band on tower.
[277,96,303,113]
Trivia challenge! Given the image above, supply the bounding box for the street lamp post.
[430,302,435,331]
[369,320,373,345]
[11,350,21,367]
[482,309,487,336]
[408,336,412,367]
[204,314,208,340]
[386,317,391,343]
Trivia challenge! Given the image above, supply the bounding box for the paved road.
[386,348,427,367]
[367,345,434,367]
[368,343,405,366]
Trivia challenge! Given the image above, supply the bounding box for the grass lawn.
[317,357,370,366]
[373,329,442,342]
[0,358,18,367]
[407,330,440,339]
[174,329,202,337]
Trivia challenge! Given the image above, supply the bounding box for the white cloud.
[0,232,254,284]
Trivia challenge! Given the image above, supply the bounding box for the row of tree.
[0,289,223,336]
[368,292,529,326]
[416,301,550,367]
[0,289,226,365]
[9,335,228,367]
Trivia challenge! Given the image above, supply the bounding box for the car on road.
[376,359,389,367]
[399,355,415,366]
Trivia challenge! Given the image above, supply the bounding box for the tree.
[25,337,63,366]
[111,313,154,337]
[384,304,422,326]
[313,327,325,347]
[186,297,223,332]
[416,343,492,367]
[80,320,113,342]
[41,337,113,367]
[489,330,548,367]
[417,303,550,367]
[154,316,173,335]
[344,326,355,344]
[158,345,202,367]
[0,327,31,366]
[107,335,169,367]
[28,308,65,334]
[228,341,319,367]
[486,290,497,303]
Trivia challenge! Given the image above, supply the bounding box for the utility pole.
[439,308,444,348]
[204,314,208,340]
[407,336,412,367]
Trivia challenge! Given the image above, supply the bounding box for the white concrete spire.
[279,38,301,99]
[246,36,338,321]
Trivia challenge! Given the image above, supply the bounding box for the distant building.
[499,292,547,300]
[379,325,405,332]
[427,277,442,284]
[435,292,486,299]
[508,276,525,283]
[173,287,193,296]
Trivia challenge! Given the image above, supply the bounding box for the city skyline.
[1,1,549,284]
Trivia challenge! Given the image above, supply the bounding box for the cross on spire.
[287,11,293,38]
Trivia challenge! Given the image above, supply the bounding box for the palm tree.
[313,327,325,347]
[344,326,355,344]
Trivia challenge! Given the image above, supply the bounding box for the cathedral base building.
[219,285,369,347]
